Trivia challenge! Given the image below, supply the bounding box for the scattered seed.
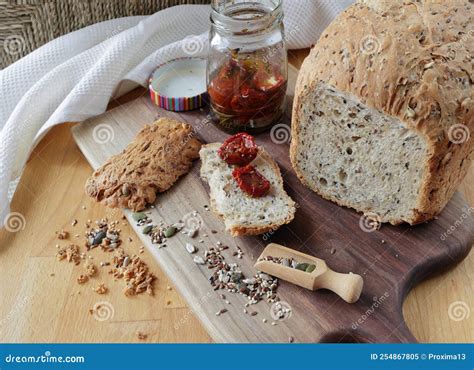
[250,311,258,316]
[92,230,107,245]
[193,255,205,265]
[262,318,267,323]
[164,226,177,238]
[185,243,197,254]
[71,219,78,227]
[330,248,336,255]
[122,256,130,268]
[136,332,148,340]
[142,225,153,235]
[271,322,277,326]
[132,212,147,222]
[215,308,227,316]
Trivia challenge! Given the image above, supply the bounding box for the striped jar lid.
[149,57,207,112]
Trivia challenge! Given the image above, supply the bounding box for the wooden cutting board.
[71,65,474,343]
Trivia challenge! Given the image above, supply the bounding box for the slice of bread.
[291,0,473,225]
[200,143,296,237]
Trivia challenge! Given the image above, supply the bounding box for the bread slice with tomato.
[199,134,296,237]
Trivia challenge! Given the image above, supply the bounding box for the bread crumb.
[56,244,81,265]
[85,263,98,277]
[94,283,108,294]
[77,274,89,284]
[136,331,148,340]
[111,249,155,296]
[57,230,69,240]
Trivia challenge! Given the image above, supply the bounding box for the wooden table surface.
[0,50,472,343]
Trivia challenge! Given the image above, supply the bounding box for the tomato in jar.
[208,56,287,132]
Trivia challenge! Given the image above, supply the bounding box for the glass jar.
[207,0,287,133]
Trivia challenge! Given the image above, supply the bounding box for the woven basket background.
[0,0,211,69]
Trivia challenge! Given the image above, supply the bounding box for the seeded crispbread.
[85,117,201,211]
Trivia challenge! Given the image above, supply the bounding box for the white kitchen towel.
[0,0,353,225]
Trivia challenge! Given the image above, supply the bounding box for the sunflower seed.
[92,230,106,245]
[193,256,205,265]
[215,308,227,316]
[186,243,197,254]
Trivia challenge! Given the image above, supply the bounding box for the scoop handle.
[317,268,364,303]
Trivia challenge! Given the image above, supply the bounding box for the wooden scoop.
[254,243,364,303]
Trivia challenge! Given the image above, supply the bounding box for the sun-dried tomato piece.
[218,133,258,166]
[232,165,270,197]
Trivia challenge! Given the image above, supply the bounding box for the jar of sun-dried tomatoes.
[207,0,287,133]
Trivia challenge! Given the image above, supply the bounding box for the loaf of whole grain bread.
[291,0,473,225]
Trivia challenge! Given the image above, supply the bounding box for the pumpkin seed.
[305,264,316,273]
[132,212,147,222]
[142,225,153,235]
[295,263,309,271]
[164,226,177,238]
[92,230,106,245]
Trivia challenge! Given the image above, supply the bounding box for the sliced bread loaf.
[291,0,473,225]
[200,143,296,236]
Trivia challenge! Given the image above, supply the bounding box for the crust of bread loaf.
[201,143,296,237]
[291,0,473,224]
